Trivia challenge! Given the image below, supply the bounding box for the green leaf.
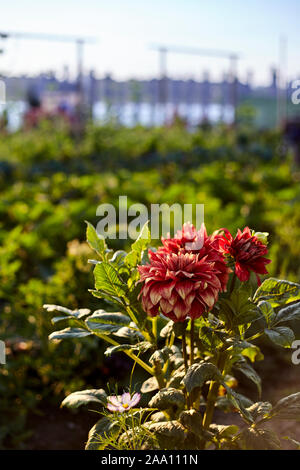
[93,262,128,298]
[181,362,222,394]
[220,288,260,326]
[159,321,174,339]
[270,392,300,420]
[86,221,107,259]
[149,388,185,411]
[61,389,107,409]
[49,327,91,340]
[149,347,173,366]
[209,423,239,440]
[141,376,160,394]
[51,315,73,324]
[167,366,185,389]
[200,325,227,351]
[257,300,276,326]
[180,410,214,441]
[85,311,130,329]
[236,427,281,450]
[246,401,272,423]
[114,326,145,341]
[230,339,264,362]
[276,302,300,324]
[146,420,187,449]
[44,304,91,319]
[105,341,151,356]
[223,387,254,423]
[124,221,151,268]
[254,278,300,307]
[264,326,295,348]
[233,360,261,397]
[85,418,119,450]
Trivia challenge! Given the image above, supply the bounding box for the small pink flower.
[107,392,141,412]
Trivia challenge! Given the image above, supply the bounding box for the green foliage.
[44,218,300,449]
[1,123,300,448]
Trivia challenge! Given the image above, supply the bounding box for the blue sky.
[0,0,299,85]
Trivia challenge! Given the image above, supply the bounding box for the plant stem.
[190,319,195,367]
[152,316,158,343]
[182,329,192,409]
[202,351,227,429]
[182,330,189,373]
[153,359,166,389]
[91,330,154,376]
[229,273,237,295]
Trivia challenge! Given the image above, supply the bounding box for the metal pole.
[229,54,238,125]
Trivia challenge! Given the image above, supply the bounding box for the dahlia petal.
[175,280,194,300]
[235,262,250,282]
[160,298,173,314]
[173,299,189,320]
[201,288,217,308]
[149,286,162,305]
[189,299,205,319]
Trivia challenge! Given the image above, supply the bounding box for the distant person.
[24,88,49,129]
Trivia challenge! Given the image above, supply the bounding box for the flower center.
[122,403,129,409]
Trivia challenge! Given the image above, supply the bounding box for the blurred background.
[0,0,300,450]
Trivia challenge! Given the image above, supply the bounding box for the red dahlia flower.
[159,222,229,291]
[216,227,271,284]
[137,223,230,322]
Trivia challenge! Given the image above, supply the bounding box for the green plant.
[47,221,300,450]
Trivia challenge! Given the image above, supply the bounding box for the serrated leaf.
[44,304,91,319]
[271,392,300,420]
[254,278,300,307]
[86,221,107,258]
[236,427,281,450]
[86,311,130,328]
[61,389,107,409]
[109,250,127,266]
[264,326,295,348]
[246,401,272,422]
[258,300,276,326]
[124,221,151,268]
[276,302,300,324]
[93,262,128,298]
[149,388,185,411]
[49,327,91,340]
[44,304,74,315]
[146,420,187,449]
[181,362,222,394]
[209,423,239,439]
